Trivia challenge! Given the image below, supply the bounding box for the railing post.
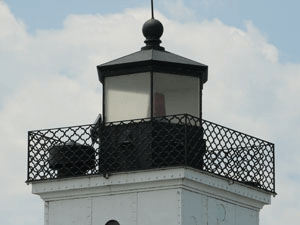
[27,131,31,182]
[184,114,187,166]
[272,143,275,192]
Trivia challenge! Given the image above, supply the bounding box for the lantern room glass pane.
[105,72,151,122]
[153,73,200,117]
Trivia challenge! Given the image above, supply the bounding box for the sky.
[0,0,300,224]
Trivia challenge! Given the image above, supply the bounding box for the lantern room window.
[153,73,200,118]
[105,72,151,122]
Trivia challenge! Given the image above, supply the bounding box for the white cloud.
[199,0,225,8]
[0,1,29,50]
[160,0,196,20]
[0,2,300,225]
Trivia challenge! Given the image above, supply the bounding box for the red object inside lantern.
[154,93,166,117]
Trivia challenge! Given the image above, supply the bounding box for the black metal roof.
[97,49,208,83]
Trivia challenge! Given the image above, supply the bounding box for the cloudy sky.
[1,0,300,224]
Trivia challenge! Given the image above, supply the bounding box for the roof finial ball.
[141,0,165,51]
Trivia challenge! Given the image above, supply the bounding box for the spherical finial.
[142,18,163,40]
[141,18,165,51]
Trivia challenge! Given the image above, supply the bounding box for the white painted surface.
[181,189,207,225]
[48,198,92,225]
[137,189,180,225]
[31,167,273,225]
[235,205,259,225]
[92,193,137,225]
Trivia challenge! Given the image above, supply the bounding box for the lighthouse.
[27,4,275,225]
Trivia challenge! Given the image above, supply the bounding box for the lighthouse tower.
[27,5,275,225]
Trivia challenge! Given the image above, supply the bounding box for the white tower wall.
[32,167,272,225]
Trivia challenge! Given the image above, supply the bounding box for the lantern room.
[97,18,208,123]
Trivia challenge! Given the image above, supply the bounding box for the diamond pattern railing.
[202,120,275,192]
[27,114,275,193]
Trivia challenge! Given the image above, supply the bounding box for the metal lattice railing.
[27,114,275,193]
